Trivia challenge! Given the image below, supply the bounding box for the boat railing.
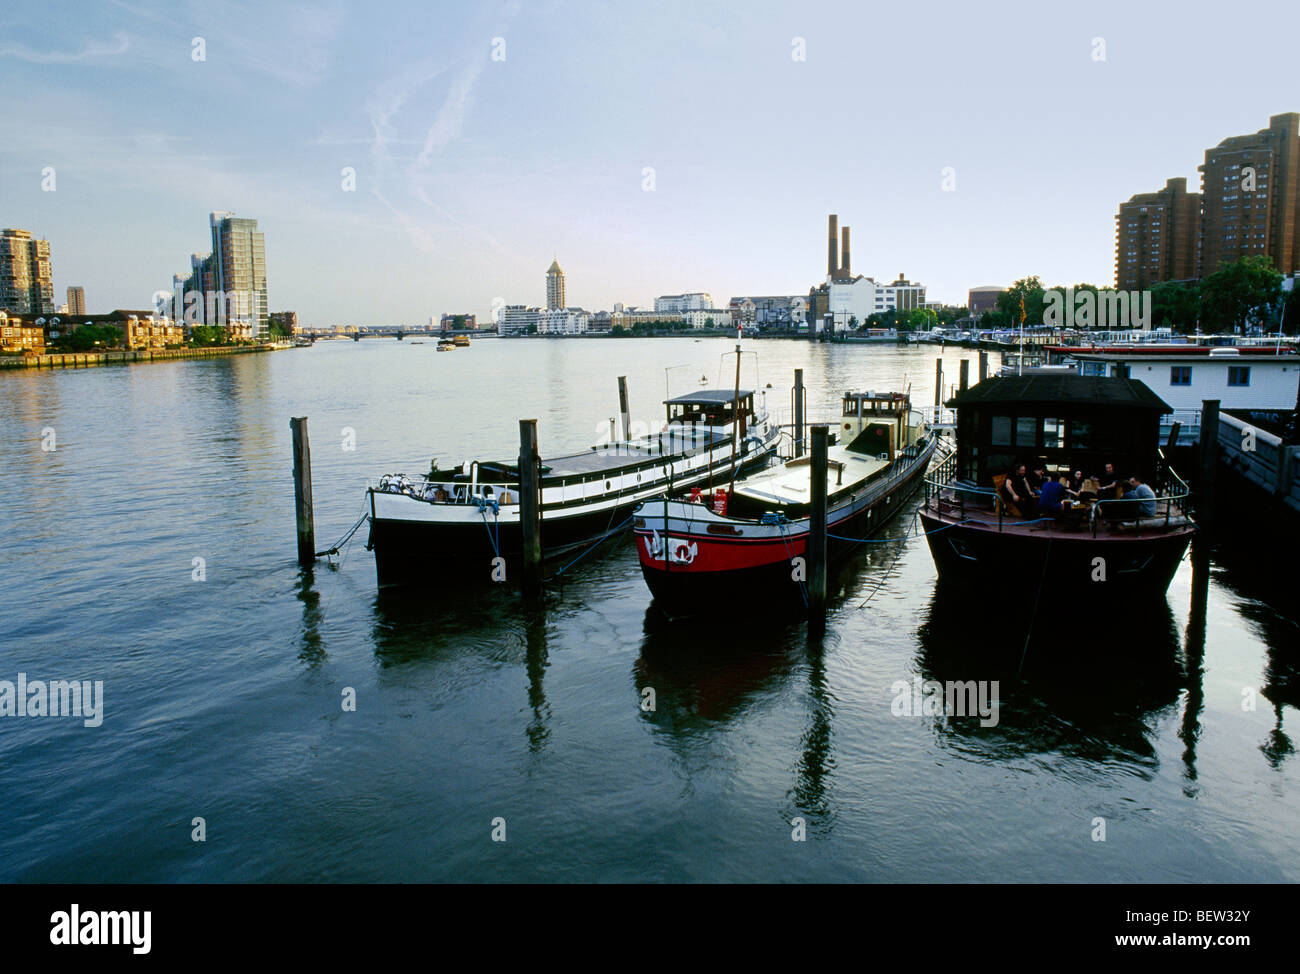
[374,474,522,507]
[925,451,1194,536]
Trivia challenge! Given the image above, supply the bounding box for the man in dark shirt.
[1010,463,1038,517]
[1038,475,1067,515]
[1098,462,1122,498]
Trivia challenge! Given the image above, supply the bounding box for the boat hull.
[917,510,1194,597]
[635,434,938,618]
[368,449,776,588]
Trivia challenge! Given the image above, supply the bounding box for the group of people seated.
[998,461,1157,520]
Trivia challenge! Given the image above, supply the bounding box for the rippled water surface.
[1,338,1296,882]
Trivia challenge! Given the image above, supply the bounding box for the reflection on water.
[295,568,325,665]
[5,339,1297,882]
[634,609,803,729]
[916,582,1187,772]
[1203,539,1299,769]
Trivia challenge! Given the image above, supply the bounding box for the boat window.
[1015,416,1037,446]
[1228,366,1251,387]
[1170,366,1191,386]
[1042,417,1065,449]
[991,416,1012,445]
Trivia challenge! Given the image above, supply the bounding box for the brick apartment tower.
[1114,177,1201,291]
[1199,112,1300,277]
[67,286,86,315]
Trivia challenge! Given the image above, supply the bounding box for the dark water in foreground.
[1,338,1297,882]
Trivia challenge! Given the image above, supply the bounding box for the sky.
[1,0,1297,327]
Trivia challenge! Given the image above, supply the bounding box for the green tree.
[1199,255,1282,333]
[867,308,901,330]
[1150,280,1200,331]
[190,324,230,347]
[936,305,970,327]
[996,276,1045,326]
[54,323,124,351]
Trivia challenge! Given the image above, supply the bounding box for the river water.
[1,338,1296,882]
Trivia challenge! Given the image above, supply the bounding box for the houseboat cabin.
[949,374,1170,486]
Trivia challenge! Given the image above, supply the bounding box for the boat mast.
[727,326,743,497]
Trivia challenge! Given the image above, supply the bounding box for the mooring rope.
[315,510,369,558]
[548,512,638,581]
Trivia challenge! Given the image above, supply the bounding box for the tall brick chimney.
[827,214,838,278]
[840,226,851,277]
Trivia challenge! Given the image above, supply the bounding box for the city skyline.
[3,1,1299,326]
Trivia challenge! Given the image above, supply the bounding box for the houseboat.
[453,334,471,347]
[634,391,939,618]
[1040,343,1300,443]
[367,388,780,587]
[919,374,1196,597]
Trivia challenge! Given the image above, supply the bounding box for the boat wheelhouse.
[634,390,939,618]
[919,374,1195,596]
[366,388,779,587]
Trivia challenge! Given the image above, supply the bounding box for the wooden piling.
[1197,399,1220,536]
[978,350,988,381]
[809,424,829,621]
[519,419,542,596]
[959,358,970,393]
[934,358,943,408]
[617,376,630,443]
[290,417,315,568]
[1165,421,1182,455]
[794,368,805,458]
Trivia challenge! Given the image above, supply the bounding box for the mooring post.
[978,350,988,382]
[617,376,630,443]
[934,357,943,408]
[1166,421,1182,455]
[519,419,542,596]
[809,424,829,622]
[794,368,805,458]
[1197,399,1220,537]
[290,416,315,569]
[959,358,970,393]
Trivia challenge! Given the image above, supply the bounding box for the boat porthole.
[606,481,611,489]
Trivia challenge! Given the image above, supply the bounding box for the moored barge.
[634,391,939,618]
[367,388,779,586]
[919,374,1196,596]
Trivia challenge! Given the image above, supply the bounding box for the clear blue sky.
[1,0,1296,326]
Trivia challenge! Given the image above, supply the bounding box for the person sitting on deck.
[1038,475,1068,516]
[1011,463,1038,517]
[1098,463,1123,498]
[996,468,1024,517]
[1123,475,1158,518]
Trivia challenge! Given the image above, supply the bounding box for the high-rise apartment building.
[546,259,565,310]
[0,229,54,315]
[210,212,268,338]
[1199,112,1300,277]
[67,286,86,315]
[1114,177,1202,290]
[178,212,269,338]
